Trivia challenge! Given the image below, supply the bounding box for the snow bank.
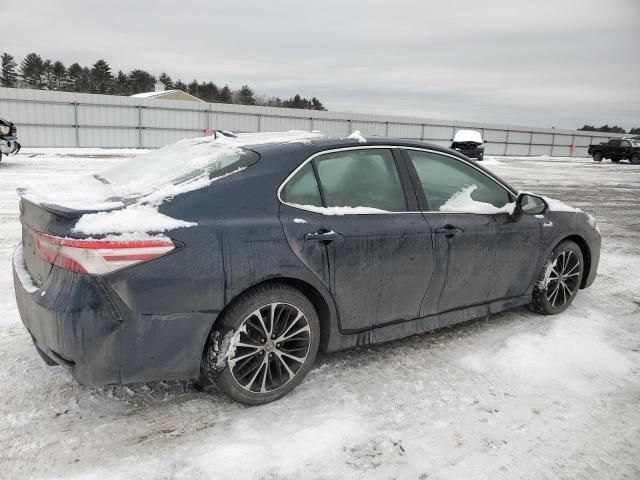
[461,308,633,394]
[19,147,150,157]
[347,130,367,143]
[439,185,515,214]
[453,129,483,144]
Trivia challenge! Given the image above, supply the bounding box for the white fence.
[0,87,621,156]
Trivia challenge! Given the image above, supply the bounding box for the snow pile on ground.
[19,147,151,157]
[439,185,515,214]
[461,308,633,395]
[347,130,367,143]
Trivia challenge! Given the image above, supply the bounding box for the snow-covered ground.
[1,151,639,480]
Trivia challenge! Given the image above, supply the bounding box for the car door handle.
[435,226,464,237]
[304,230,344,243]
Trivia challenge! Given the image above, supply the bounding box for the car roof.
[249,135,461,157]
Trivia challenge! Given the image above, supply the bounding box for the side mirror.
[516,193,547,215]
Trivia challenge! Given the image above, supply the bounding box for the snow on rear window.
[100,137,246,196]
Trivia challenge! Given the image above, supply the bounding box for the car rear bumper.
[12,244,215,385]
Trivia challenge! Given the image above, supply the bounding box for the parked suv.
[588,138,640,164]
[451,129,484,160]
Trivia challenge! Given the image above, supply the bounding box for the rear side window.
[281,163,323,207]
[407,150,511,211]
[314,149,406,212]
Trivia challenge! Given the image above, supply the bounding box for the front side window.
[314,149,406,212]
[406,150,511,212]
[620,141,630,147]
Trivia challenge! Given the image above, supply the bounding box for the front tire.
[530,240,584,315]
[201,284,320,405]
[592,152,603,162]
[630,154,640,165]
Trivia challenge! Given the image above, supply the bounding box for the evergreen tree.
[6,52,328,109]
[198,81,219,102]
[42,60,54,89]
[128,69,155,94]
[79,67,92,93]
[20,52,45,88]
[91,59,113,94]
[187,80,199,96]
[311,97,326,111]
[173,79,187,91]
[51,61,67,90]
[629,127,640,135]
[217,85,232,103]
[158,72,173,89]
[113,70,130,95]
[0,53,18,87]
[67,63,83,91]
[237,85,255,105]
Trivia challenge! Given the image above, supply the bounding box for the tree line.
[578,125,640,135]
[0,52,326,110]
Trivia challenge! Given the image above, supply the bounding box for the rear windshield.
[100,137,258,195]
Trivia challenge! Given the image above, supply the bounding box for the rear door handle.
[435,226,464,237]
[304,230,344,243]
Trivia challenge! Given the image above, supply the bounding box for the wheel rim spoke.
[276,325,310,343]
[229,302,311,394]
[546,249,581,308]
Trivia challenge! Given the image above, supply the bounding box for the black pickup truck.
[588,138,640,164]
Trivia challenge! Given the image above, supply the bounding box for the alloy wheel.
[229,302,311,393]
[545,250,581,308]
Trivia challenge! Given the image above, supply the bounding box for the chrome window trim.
[401,147,518,214]
[277,145,423,215]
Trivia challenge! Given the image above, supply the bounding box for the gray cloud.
[5,0,640,129]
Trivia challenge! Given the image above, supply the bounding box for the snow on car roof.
[453,129,483,143]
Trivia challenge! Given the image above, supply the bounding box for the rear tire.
[530,240,584,315]
[592,152,603,162]
[201,284,320,405]
[630,154,640,165]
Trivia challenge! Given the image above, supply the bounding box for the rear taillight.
[35,233,175,275]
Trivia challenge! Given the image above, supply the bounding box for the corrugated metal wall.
[0,87,622,156]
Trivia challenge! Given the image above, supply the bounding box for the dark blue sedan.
[13,131,601,404]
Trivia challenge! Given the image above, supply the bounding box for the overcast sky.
[5,0,640,129]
